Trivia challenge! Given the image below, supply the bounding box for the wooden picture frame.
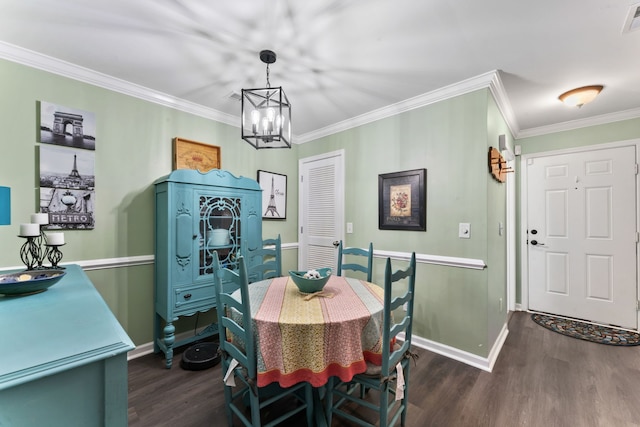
[378,168,426,231]
[173,137,221,172]
[257,170,287,220]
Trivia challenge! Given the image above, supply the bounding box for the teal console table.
[0,264,135,427]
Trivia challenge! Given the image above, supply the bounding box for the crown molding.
[0,41,238,128]
[487,70,520,138]
[297,70,508,144]
[516,107,640,139]
[6,41,635,143]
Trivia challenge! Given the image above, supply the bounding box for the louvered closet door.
[298,150,345,270]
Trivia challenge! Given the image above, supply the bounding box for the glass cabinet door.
[198,194,242,275]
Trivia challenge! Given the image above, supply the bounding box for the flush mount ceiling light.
[241,50,292,149]
[558,85,604,108]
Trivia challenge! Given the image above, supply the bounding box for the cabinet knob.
[193,234,198,239]
[183,293,192,300]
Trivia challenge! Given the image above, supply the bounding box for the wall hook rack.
[488,146,513,183]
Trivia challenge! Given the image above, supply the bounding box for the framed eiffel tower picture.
[257,170,287,220]
[39,144,96,230]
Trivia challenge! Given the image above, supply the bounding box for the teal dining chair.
[337,241,373,282]
[247,235,282,283]
[212,252,313,427]
[325,252,417,427]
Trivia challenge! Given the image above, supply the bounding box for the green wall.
[0,59,299,345]
[0,58,513,359]
[297,90,509,356]
[486,95,510,349]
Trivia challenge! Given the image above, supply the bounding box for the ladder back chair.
[337,241,373,282]
[325,252,417,427]
[247,235,282,284]
[212,252,313,427]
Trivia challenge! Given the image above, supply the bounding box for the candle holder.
[33,227,48,269]
[18,235,40,270]
[45,243,65,269]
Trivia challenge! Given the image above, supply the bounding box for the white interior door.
[527,145,637,328]
[298,150,345,270]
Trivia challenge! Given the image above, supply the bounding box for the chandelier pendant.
[241,50,292,149]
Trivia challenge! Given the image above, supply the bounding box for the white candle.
[47,232,65,245]
[31,212,49,225]
[20,223,40,237]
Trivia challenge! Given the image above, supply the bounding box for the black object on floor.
[181,342,220,370]
[531,313,640,346]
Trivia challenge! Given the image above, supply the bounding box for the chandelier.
[241,50,292,149]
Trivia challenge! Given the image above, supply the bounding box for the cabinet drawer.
[173,283,215,311]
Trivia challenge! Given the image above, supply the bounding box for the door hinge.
[635,164,639,175]
[636,231,639,243]
[637,300,640,311]
[300,226,303,234]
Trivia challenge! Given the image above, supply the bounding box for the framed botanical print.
[378,168,426,231]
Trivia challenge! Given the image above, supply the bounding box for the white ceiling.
[1,0,639,142]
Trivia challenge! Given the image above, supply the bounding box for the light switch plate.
[346,222,353,233]
[459,223,470,238]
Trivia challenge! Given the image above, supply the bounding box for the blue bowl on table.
[288,268,332,294]
[0,269,66,296]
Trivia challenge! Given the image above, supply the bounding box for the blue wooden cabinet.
[154,169,262,368]
[0,265,134,427]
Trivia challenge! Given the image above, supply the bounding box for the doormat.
[531,313,640,346]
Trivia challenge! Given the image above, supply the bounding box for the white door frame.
[506,156,517,312]
[519,138,640,328]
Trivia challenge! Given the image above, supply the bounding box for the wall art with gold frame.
[173,137,221,172]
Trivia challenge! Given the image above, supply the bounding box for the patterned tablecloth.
[232,275,385,388]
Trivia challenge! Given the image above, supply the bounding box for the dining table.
[230,273,386,425]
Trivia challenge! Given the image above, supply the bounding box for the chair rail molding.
[375,249,486,270]
[0,248,484,273]
[0,255,154,273]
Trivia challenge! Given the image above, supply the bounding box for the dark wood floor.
[128,311,640,426]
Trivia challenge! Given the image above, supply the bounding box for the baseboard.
[400,322,509,373]
[127,327,214,361]
[132,324,509,373]
[128,342,155,360]
[486,323,509,372]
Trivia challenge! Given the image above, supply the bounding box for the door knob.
[531,229,538,235]
[333,241,340,247]
[530,240,545,246]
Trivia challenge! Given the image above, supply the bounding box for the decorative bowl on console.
[0,269,66,296]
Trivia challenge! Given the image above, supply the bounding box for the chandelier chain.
[265,63,271,89]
